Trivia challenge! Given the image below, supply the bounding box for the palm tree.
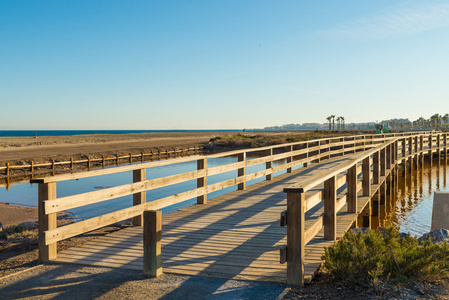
[331,115,336,130]
[326,116,332,130]
[443,113,449,127]
[336,117,342,130]
[340,116,345,130]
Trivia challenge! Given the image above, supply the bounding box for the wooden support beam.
[133,168,146,226]
[237,153,246,190]
[380,147,386,176]
[287,145,293,173]
[362,157,370,196]
[380,182,386,205]
[373,151,380,185]
[143,210,162,277]
[197,158,207,204]
[303,143,309,168]
[362,204,371,228]
[347,165,357,213]
[402,138,407,158]
[324,176,336,240]
[429,134,433,165]
[38,182,57,262]
[386,145,391,170]
[266,149,273,180]
[286,191,305,286]
[372,191,379,217]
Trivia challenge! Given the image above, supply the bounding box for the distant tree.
[336,116,343,130]
[326,116,332,130]
[331,115,336,130]
[341,116,345,130]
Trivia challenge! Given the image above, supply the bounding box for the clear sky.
[1,0,449,130]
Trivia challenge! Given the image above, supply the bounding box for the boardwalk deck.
[55,155,359,283]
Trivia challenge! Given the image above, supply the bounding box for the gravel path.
[0,263,288,300]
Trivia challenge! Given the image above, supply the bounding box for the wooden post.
[303,143,309,168]
[347,165,357,213]
[395,140,399,162]
[317,141,321,163]
[437,134,441,162]
[286,191,305,286]
[52,159,55,171]
[30,161,34,173]
[6,163,9,177]
[197,158,207,204]
[445,133,448,160]
[70,157,74,170]
[372,190,379,217]
[379,182,386,205]
[38,182,57,262]
[402,138,407,158]
[380,148,386,177]
[429,134,433,165]
[373,151,380,185]
[238,153,246,190]
[129,153,132,164]
[87,156,91,169]
[361,203,371,228]
[133,168,147,226]
[102,155,106,168]
[287,145,293,173]
[352,136,356,153]
[386,145,391,170]
[324,176,336,240]
[141,152,144,162]
[362,157,370,196]
[266,148,273,180]
[143,210,162,277]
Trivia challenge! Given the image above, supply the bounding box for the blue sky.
[1,0,448,130]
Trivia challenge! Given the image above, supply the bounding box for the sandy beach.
[0,131,238,164]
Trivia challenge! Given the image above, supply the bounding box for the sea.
[0,130,241,137]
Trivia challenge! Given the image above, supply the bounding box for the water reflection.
[381,158,449,236]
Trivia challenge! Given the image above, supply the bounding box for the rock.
[417,228,449,244]
[18,222,38,231]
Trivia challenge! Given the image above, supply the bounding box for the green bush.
[322,227,449,286]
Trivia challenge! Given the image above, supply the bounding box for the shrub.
[322,227,449,286]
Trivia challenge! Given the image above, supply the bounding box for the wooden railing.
[1,146,202,177]
[31,131,437,263]
[282,132,448,286]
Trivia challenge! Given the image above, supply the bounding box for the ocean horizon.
[0,129,242,137]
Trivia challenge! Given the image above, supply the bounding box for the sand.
[0,132,237,164]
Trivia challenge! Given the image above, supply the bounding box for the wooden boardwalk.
[55,156,358,283]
